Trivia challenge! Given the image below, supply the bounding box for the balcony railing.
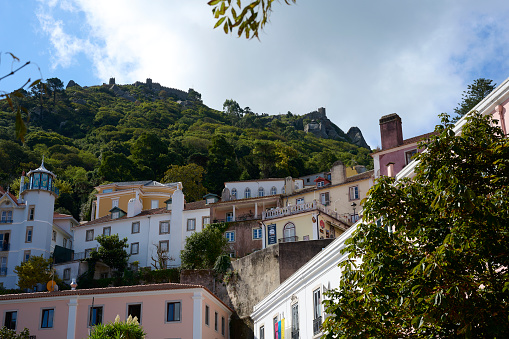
[0,243,10,251]
[291,329,299,339]
[263,201,316,220]
[278,236,299,243]
[0,220,13,224]
[0,267,7,276]
[313,316,322,335]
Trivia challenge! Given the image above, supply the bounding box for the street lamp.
[351,202,357,222]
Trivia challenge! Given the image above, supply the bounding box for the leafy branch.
[208,0,296,39]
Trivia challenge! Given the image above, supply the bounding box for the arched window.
[244,187,251,199]
[270,186,277,195]
[283,222,296,242]
[258,187,264,197]
[282,186,285,194]
[231,188,237,199]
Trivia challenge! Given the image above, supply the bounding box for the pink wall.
[378,145,420,177]
[202,294,229,338]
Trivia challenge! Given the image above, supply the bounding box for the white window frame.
[258,187,264,197]
[231,188,237,199]
[112,199,119,208]
[349,186,359,200]
[25,226,33,243]
[151,200,159,209]
[132,221,140,234]
[244,187,251,199]
[103,227,111,236]
[159,221,170,234]
[187,218,196,231]
[270,186,277,195]
[225,231,235,243]
[88,305,104,327]
[296,197,304,205]
[40,308,55,329]
[165,301,182,323]
[252,228,262,240]
[86,229,94,242]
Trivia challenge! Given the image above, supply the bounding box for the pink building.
[0,283,232,339]
[372,113,435,178]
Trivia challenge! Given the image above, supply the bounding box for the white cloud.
[35,0,509,148]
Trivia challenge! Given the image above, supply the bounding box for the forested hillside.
[0,78,373,221]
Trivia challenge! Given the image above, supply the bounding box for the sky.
[2,0,509,149]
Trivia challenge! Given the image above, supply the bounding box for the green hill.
[0,78,373,220]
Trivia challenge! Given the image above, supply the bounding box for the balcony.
[0,267,7,276]
[313,316,322,335]
[0,243,10,251]
[262,201,316,220]
[278,236,299,243]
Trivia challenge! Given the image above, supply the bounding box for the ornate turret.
[20,158,59,197]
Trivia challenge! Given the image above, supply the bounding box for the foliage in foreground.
[323,113,509,338]
[88,315,145,339]
[0,327,30,339]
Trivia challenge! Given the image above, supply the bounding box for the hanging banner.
[268,224,277,245]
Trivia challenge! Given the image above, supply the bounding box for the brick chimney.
[379,113,403,150]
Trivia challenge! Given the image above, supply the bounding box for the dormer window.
[112,211,119,219]
[109,206,125,220]
[244,188,251,199]
[231,188,237,200]
[270,186,277,195]
[165,198,172,210]
[258,187,264,197]
[317,181,324,187]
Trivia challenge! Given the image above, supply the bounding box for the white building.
[0,162,75,289]
[224,178,304,200]
[72,188,210,270]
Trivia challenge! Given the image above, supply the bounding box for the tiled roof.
[53,213,73,219]
[344,170,374,183]
[184,200,207,210]
[225,178,285,184]
[286,170,374,196]
[0,283,233,312]
[76,207,170,227]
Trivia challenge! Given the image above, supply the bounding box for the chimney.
[284,177,294,195]
[330,160,346,185]
[387,162,395,177]
[379,113,403,150]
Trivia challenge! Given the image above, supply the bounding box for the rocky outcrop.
[347,126,370,149]
[109,84,136,102]
[66,80,81,89]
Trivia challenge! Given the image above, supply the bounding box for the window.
[151,200,159,209]
[25,227,33,243]
[226,212,234,222]
[89,306,103,326]
[215,312,218,331]
[259,325,265,339]
[231,188,237,199]
[41,308,54,328]
[225,231,235,243]
[131,242,139,255]
[63,268,71,281]
[28,206,35,221]
[127,304,142,323]
[270,186,277,195]
[253,228,262,240]
[0,232,9,251]
[187,218,196,231]
[159,221,169,234]
[205,305,210,326]
[320,192,330,206]
[4,311,17,330]
[85,248,93,258]
[349,186,359,200]
[405,149,418,165]
[86,229,94,241]
[112,199,119,208]
[103,227,111,236]
[244,187,251,199]
[102,189,113,193]
[283,222,296,242]
[313,288,322,335]
[159,240,169,253]
[23,250,30,262]
[63,238,67,248]
[203,216,210,226]
[292,303,299,338]
[0,211,12,223]
[112,211,120,219]
[258,187,264,197]
[132,221,140,234]
[52,230,57,241]
[166,302,181,322]
[221,316,225,335]
[296,197,304,205]
[317,181,324,187]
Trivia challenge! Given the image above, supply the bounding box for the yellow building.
[92,180,181,220]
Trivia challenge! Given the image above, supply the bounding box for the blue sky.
[2,0,509,148]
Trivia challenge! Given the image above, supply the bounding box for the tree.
[0,327,31,339]
[205,135,241,193]
[161,163,207,202]
[223,99,243,118]
[14,255,57,290]
[454,78,496,120]
[323,112,509,338]
[150,243,174,270]
[181,222,230,269]
[92,234,130,276]
[46,77,64,104]
[88,315,145,339]
[208,0,296,39]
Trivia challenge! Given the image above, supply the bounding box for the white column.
[192,291,204,339]
[95,196,100,220]
[255,203,258,219]
[232,205,236,221]
[261,223,266,249]
[67,297,78,339]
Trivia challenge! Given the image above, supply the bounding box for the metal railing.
[0,243,10,251]
[313,316,322,335]
[291,329,299,339]
[0,220,13,224]
[263,201,316,220]
[278,236,299,243]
